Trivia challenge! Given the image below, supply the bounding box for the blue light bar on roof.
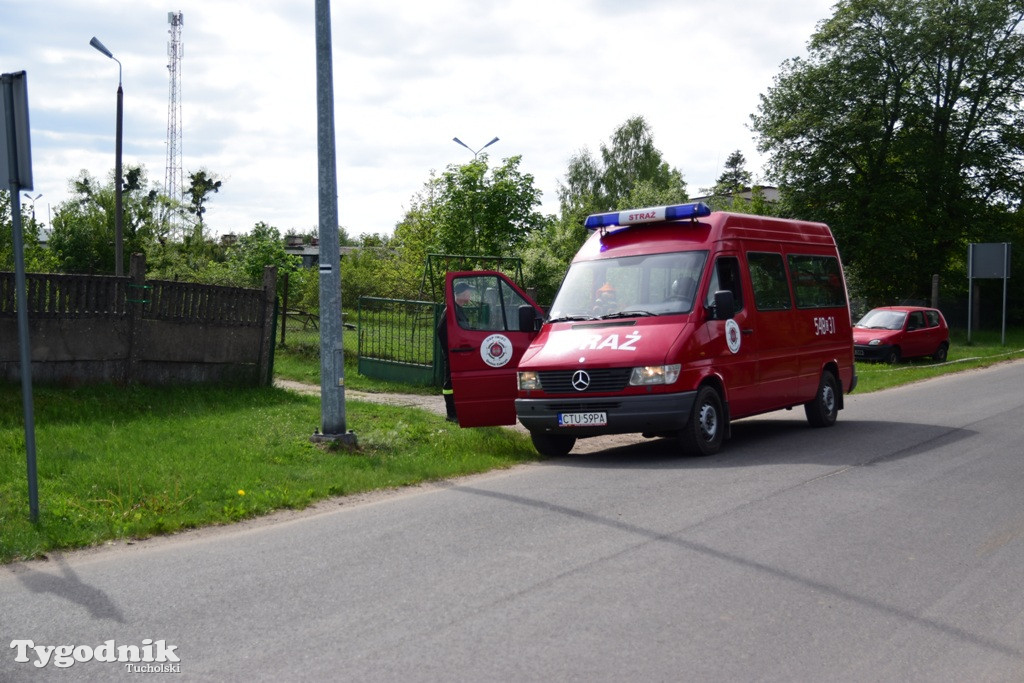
[584,202,711,230]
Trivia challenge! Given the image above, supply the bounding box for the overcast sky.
[2,0,836,237]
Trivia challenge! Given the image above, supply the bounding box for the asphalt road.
[4,361,1024,682]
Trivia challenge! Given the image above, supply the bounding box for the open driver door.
[444,271,543,427]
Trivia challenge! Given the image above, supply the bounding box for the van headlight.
[629,364,681,386]
[518,371,541,390]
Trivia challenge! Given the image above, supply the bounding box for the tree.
[0,191,57,272]
[558,115,688,217]
[426,154,549,257]
[48,167,159,274]
[522,116,689,303]
[226,222,300,289]
[390,155,551,299]
[714,150,754,196]
[185,170,222,233]
[752,0,1024,304]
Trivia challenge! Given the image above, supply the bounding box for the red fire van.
[441,202,857,456]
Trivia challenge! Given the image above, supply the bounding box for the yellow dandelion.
[238,489,245,496]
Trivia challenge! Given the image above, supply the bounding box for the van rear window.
[787,255,847,308]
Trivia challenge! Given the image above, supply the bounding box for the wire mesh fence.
[356,297,441,386]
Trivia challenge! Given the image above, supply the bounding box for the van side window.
[747,252,792,311]
[787,255,847,308]
[705,257,744,313]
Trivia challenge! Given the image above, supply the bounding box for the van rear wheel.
[530,432,576,457]
[805,370,839,428]
[679,385,724,456]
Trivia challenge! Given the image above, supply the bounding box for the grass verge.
[274,345,436,395]
[853,328,1024,393]
[1,384,536,564]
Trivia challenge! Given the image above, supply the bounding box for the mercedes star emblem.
[571,370,591,391]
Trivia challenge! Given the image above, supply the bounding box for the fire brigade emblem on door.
[725,319,742,354]
[481,334,514,367]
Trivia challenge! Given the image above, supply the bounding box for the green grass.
[0,384,536,564]
[273,345,436,395]
[853,328,1024,393]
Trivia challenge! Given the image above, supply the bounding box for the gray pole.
[967,243,973,344]
[3,73,39,522]
[313,0,356,445]
[115,81,123,276]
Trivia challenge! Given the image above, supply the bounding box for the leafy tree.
[559,116,688,217]
[47,167,159,274]
[226,222,300,290]
[390,156,551,299]
[186,170,222,228]
[714,150,753,195]
[522,117,688,303]
[426,154,548,257]
[0,191,57,272]
[752,0,1024,304]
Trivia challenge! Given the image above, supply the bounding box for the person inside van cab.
[593,283,617,315]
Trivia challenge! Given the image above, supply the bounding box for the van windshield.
[548,251,708,322]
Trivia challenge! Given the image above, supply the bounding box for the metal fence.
[357,296,441,386]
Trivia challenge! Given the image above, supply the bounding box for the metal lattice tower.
[165,11,184,235]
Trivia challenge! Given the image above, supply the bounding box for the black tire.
[805,370,839,428]
[933,342,949,362]
[885,347,901,364]
[679,385,725,456]
[530,432,576,457]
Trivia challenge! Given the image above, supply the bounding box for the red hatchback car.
[853,306,950,363]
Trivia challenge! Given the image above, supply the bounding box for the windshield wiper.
[599,310,656,320]
[547,315,597,323]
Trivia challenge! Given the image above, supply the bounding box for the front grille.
[546,401,621,412]
[538,368,632,393]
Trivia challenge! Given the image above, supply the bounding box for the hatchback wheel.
[933,342,949,362]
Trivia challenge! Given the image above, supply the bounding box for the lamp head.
[89,37,113,59]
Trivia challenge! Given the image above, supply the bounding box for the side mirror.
[518,305,541,332]
[709,290,735,320]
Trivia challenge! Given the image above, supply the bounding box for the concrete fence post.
[258,265,277,386]
[126,253,147,383]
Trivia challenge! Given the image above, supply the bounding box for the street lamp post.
[452,136,499,160]
[22,193,42,222]
[451,137,499,249]
[89,36,124,276]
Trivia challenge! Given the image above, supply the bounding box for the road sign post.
[3,70,39,522]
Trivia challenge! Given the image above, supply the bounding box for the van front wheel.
[680,386,724,456]
[805,370,839,427]
[530,432,576,457]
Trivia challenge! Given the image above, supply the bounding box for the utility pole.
[312,0,356,447]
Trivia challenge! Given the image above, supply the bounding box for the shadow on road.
[12,553,126,623]
[544,417,978,471]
